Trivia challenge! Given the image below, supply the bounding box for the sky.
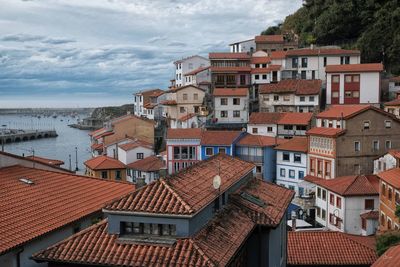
[0,0,302,108]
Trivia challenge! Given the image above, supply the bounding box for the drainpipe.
[16,247,24,267]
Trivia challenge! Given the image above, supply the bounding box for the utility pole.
[75,147,78,171]
[69,154,72,171]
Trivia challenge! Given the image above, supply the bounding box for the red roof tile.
[25,155,64,166]
[389,76,400,82]
[184,66,210,76]
[288,231,377,266]
[88,127,107,136]
[126,155,165,172]
[248,112,312,125]
[90,143,103,151]
[305,174,379,196]
[178,113,197,122]
[274,137,308,153]
[251,56,271,64]
[360,210,379,220]
[0,165,134,255]
[166,85,205,93]
[317,104,371,119]
[269,50,287,59]
[118,139,153,151]
[160,100,177,105]
[385,97,400,106]
[278,112,313,125]
[213,88,248,97]
[251,65,281,74]
[209,66,251,73]
[255,35,284,43]
[259,79,322,95]
[286,48,360,56]
[372,244,400,267]
[249,112,283,124]
[388,149,400,159]
[209,52,250,60]
[306,127,346,137]
[237,134,288,147]
[201,131,243,145]
[167,128,202,139]
[325,63,384,73]
[105,154,255,215]
[84,155,126,170]
[377,168,400,189]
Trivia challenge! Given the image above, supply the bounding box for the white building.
[115,139,154,166]
[389,76,400,98]
[306,174,379,236]
[126,155,166,184]
[374,150,400,174]
[133,89,164,119]
[213,88,249,124]
[229,38,256,53]
[251,50,281,85]
[326,63,383,105]
[183,66,211,87]
[275,137,308,197]
[384,94,400,118]
[174,55,209,87]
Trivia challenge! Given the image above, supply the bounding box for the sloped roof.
[201,131,243,145]
[184,66,210,76]
[0,165,134,255]
[377,168,400,189]
[248,112,312,125]
[84,155,126,170]
[305,174,379,196]
[278,112,313,125]
[167,128,203,139]
[360,210,379,220]
[118,139,153,151]
[385,97,400,106]
[274,137,308,153]
[306,127,346,137]
[209,52,250,60]
[209,66,251,73]
[251,56,271,64]
[105,154,255,216]
[388,149,400,159]
[251,65,281,74]
[25,155,64,166]
[213,88,248,97]
[325,63,383,73]
[259,79,322,95]
[288,231,377,266]
[372,244,400,267]
[178,113,197,122]
[255,35,284,43]
[286,48,360,56]
[126,155,165,172]
[237,134,288,147]
[317,104,371,119]
[269,50,287,59]
[249,112,283,124]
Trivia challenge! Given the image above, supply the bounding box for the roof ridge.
[189,239,217,267]
[340,232,377,252]
[160,179,194,213]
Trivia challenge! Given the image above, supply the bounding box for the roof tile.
[84,155,126,170]
[259,79,322,95]
[326,63,383,73]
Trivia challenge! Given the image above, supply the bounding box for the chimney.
[291,211,297,231]
[310,44,314,50]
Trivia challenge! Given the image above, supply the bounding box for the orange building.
[84,155,127,181]
[377,168,400,231]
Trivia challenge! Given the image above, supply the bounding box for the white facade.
[183,68,211,87]
[259,93,319,113]
[133,93,144,117]
[128,169,160,184]
[118,146,154,165]
[374,153,398,174]
[174,56,209,87]
[276,150,307,196]
[389,79,400,93]
[105,138,132,158]
[247,123,277,137]
[214,95,249,124]
[229,39,255,53]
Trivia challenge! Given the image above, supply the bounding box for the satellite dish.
[213,175,221,190]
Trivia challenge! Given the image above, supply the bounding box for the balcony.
[237,154,263,163]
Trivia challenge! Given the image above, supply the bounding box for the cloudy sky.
[0,0,302,108]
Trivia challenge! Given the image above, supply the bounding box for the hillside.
[262,0,400,75]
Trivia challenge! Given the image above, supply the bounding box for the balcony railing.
[237,154,263,163]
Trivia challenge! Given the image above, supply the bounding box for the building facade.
[213,88,249,124]
[174,55,209,88]
[377,168,400,231]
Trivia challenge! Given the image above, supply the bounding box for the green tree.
[376,231,400,256]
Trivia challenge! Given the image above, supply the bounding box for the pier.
[0,129,58,144]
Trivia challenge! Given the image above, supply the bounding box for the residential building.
[373,150,400,174]
[84,155,127,181]
[255,34,298,53]
[126,155,166,185]
[275,137,308,197]
[174,55,209,87]
[388,76,400,98]
[306,174,379,235]
[161,85,206,129]
[251,51,281,85]
[259,79,322,113]
[209,52,251,90]
[326,63,383,105]
[282,47,361,81]
[176,113,206,129]
[377,168,400,231]
[200,130,244,160]
[229,38,255,53]
[247,112,313,138]
[183,66,211,87]
[114,139,154,165]
[372,244,400,267]
[133,89,164,119]
[25,155,64,167]
[0,154,133,267]
[287,231,377,267]
[33,154,294,267]
[384,93,400,118]
[308,105,400,178]
[166,128,202,174]
[236,133,287,181]
[213,88,249,125]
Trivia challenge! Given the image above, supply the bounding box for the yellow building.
[84,155,127,181]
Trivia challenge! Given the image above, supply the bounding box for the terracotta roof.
[209,66,251,73]
[184,66,210,76]
[105,154,255,215]
[201,131,243,145]
[174,55,208,64]
[251,65,281,74]
[209,52,250,60]
[372,244,400,267]
[166,85,205,93]
[160,100,177,105]
[317,104,371,119]
[377,168,400,189]
[306,127,346,137]
[274,137,308,153]
[360,210,379,220]
[178,113,197,122]
[143,102,157,109]
[251,56,271,64]
[84,155,126,170]
[269,50,287,59]
[388,149,400,159]
[118,139,153,151]
[278,112,313,125]
[305,174,379,196]
[248,112,283,124]
[389,76,400,82]
[90,143,103,151]
[167,128,202,139]
[248,112,312,125]
[25,155,64,166]
[134,88,164,97]
[237,134,288,147]
[213,88,248,97]
[385,97,400,106]
[259,79,322,95]
[288,231,377,266]
[286,48,360,56]
[126,155,165,172]
[88,127,108,137]
[325,63,384,73]
[255,35,284,43]
[0,165,134,255]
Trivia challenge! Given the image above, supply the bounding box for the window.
[115,170,121,180]
[332,92,339,98]
[345,75,352,83]
[282,152,290,161]
[354,141,360,152]
[336,197,342,209]
[220,111,228,118]
[262,64,267,68]
[292,58,298,68]
[213,197,220,212]
[365,199,374,210]
[252,128,258,134]
[233,98,240,105]
[382,183,386,196]
[240,75,246,85]
[323,57,327,67]
[345,56,350,64]
[301,58,308,68]
[284,125,293,130]
[294,153,301,163]
[233,110,240,117]
[194,93,198,100]
[181,147,188,159]
[226,75,235,84]
[262,74,267,79]
[180,107,186,113]
[121,222,176,236]
[332,75,340,83]
[363,121,370,130]
[396,192,400,204]
[174,147,180,159]
[101,171,108,179]
[385,120,392,128]
[206,147,214,156]
[385,140,392,149]
[220,98,228,105]
[255,74,260,80]
[388,187,393,200]
[301,71,306,79]
[289,170,295,178]
[298,171,304,179]
[322,189,327,200]
[361,218,367,230]
[312,70,315,79]
[345,91,352,98]
[280,168,286,177]
[256,166,262,173]
[283,95,290,101]
[373,140,379,151]
[330,194,335,205]
[381,213,385,226]
[274,95,279,101]
[300,96,305,102]
[218,147,226,154]
[316,206,321,218]
[137,153,144,159]
[309,96,315,102]
[317,187,321,198]
[255,64,260,68]
[322,209,326,220]
[267,126,273,132]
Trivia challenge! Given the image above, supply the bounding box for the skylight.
[19,178,35,185]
